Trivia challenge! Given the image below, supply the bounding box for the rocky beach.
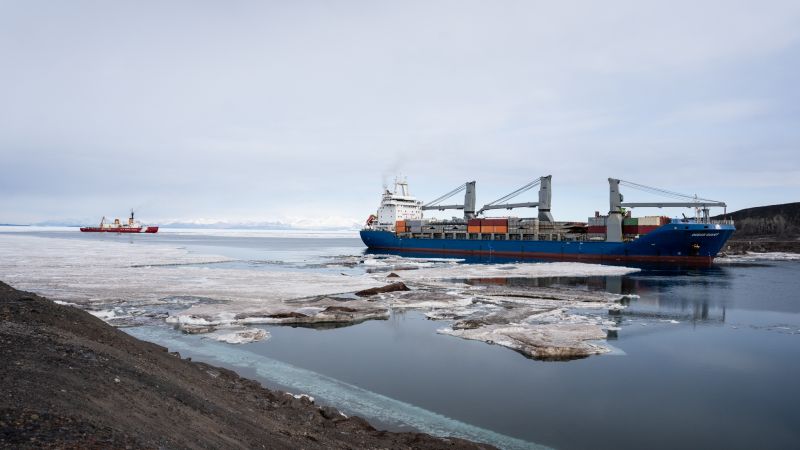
[717,202,800,254]
[0,280,493,449]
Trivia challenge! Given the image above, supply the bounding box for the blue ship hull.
[360,222,735,265]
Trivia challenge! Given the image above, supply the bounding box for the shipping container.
[467,226,481,233]
[623,225,660,235]
[495,226,508,234]
[588,216,607,226]
[638,216,661,226]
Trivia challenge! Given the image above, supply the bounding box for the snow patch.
[717,252,800,262]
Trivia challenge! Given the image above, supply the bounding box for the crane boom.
[477,175,553,221]
[607,178,728,242]
[621,201,726,208]
[421,181,477,219]
[480,201,539,211]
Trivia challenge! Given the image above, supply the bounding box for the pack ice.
[0,234,639,358]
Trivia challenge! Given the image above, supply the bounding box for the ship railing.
[672,218,735,226]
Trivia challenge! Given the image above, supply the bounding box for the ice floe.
[372,283,624,359]
[359,256,640,280]
[205,327,270,344]
[717,252,800,263]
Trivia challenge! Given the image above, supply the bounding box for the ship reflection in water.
[466,269,730,326]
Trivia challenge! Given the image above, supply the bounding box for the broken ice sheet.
[0,234,633,355]
[380,284,624,360]
[716,252,800,263]
[0,234,386,335]
[205,326,271,344]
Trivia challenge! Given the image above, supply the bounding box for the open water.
[2,227,799,449]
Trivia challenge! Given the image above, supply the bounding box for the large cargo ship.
[80,210,159,233]
[360,177,735,265]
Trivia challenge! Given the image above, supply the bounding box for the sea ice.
[0,234,632,358]
[374,283,623,359]
[363,258,640,280]
[716,252,800,262]
[205,327,270,344]
[0,234,385,328]
[440,323,610,359]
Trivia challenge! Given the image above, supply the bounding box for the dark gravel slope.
[0,281,491,450]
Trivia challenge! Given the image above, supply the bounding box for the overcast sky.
[1,0,799,226]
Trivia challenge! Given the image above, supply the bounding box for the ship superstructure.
[374,178,424,230]
[361,177,735,265]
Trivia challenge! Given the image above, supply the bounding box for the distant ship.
[80,210,159,233]
[360,177,735,265]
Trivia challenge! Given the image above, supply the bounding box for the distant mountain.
[714,202,800,239]
[158,218,361,231]
[30,217,362,231]
[158,220,295,230]
[31,220,87,227]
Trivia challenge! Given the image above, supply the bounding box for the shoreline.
[722,239,800,255]
[0,281,493,449]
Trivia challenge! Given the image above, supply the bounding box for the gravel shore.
[0,281,492,449]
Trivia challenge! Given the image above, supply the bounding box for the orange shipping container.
[480,226,495,233]
[494,226,508,234]
[468,226,481,233]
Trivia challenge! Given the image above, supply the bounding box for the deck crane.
[421,181,477,220]
[477,175,554,222]
[606,178,727,242]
